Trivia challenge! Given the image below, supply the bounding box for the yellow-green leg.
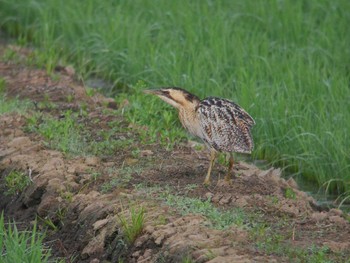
[224,153,234,182]
[203,149,217,186]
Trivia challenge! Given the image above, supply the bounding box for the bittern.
[144,87,255,185]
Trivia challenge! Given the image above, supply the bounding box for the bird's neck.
[178,106,201,137]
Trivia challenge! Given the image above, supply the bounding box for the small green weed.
[217,153,227,166]
[285,187,297,200]
[87,119,135,156]
[131,149,140,158]
[251,223,335,262]
[25,112,41,131]
[101,173,132,193]
[56,207,67,226]
[135,184,245,229]
[59,191,73,203]
[0,78,5,93]
[0,78,32,115]
[38,111,82,152]
[89,136,133,156]
[181,256,194,263]
[118,207,145,244]
[163,193,245,229]
[156,214,167,225]
[0,213,51,262]
[267,195,280,205]
[0,97,33,114]
[90,171,102,181]
[184,184,198,192]
[35,93,57,110]
[307,245,332,263]
[2,48,21,63]
[66,94,74,103]
[26,111,87,155]
[26,111,133,157]
[5,170,31,196]
[85,87,96,97]
[37,216,58,232]
[204,250,216,261]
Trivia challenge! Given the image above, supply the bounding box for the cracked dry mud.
[1,45,350,263]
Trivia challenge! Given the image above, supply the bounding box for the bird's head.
[143,87,200,109]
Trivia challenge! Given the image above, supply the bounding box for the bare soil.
[0,45,349,263]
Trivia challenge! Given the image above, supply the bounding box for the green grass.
[138,184,245,230]
[181,256,194,263]
[4,170,31,196]
[284,187,297,200]
[164,193,245,230]
[118,206,145,244]
[1,0,350,195]
[137,184,344,262]
[101,174,132,193]
[0,78,32,114]
[26,111,88,156]
[115,81,188,147]
[251,223,337,263]
[0,213,51,263]
[26,110,135,157]
[0,94,32,115]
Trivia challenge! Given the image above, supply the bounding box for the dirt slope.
[1,45,349,263]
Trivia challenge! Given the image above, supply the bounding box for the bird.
[144,87,255,185]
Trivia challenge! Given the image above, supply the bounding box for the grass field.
[0,0,349,195]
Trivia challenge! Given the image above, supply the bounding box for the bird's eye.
[162,90,171,97]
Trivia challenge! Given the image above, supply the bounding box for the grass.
[137,183,344,262]
[284,187,297,200]
[26,110,136,157]
[0,78,32,114]
[26,110,87,156]
[251,223,336,263]
[4,170,31,196]
[0,0,349,195]
[164,193,245,230]
[101,174,132,193]
[87,121,136,156]
[0,213,51,263]
[118,206,145,244]
[115,81,188,148]
[181,256,194,263]
[137,184,245,230]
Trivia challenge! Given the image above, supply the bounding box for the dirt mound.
[0,45,115,109]
[1,45,350,262]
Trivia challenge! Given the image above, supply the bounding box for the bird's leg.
[203,149,216,186]
[224,153,234,182]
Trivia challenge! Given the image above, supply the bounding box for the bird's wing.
[197,97,255,153]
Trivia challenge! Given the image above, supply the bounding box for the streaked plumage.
[198,97,255,153]
[144,87,255,185]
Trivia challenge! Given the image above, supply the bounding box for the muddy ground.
[0,45,350,263]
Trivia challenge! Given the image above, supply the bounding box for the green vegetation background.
[0,0,349,195]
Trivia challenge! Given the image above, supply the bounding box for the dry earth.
[0,45,350,263]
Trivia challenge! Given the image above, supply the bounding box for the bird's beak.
[143,89,163,96]
[143,88,178,109]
